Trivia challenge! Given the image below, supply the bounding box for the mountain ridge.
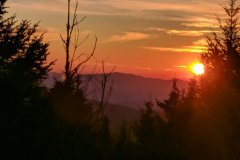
[44,72,189,108]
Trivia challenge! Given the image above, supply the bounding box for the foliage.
[0,0,7,15]
[0,1,54,159]
[201,0,240,88]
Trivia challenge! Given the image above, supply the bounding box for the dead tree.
[60,0,97,89]
[98,60,116,115]
[60,0,116,119]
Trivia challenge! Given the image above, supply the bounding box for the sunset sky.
[7,0,226,79]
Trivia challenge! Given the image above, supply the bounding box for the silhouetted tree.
[157,78,182,120]
[60,0,97,86]
[201,0,240,88]
[111,124,139,160]
[50,0,95,125]
[0,18,53,105]
[48,1,114,159]
[0,0,7,15]
[134,100,169,159]
[0,1,54,159]
[196,0,240,158]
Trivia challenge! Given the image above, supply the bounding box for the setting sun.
[192,63,204,75]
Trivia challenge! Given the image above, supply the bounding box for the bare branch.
[97,60,116,114]
[72,36,97,72]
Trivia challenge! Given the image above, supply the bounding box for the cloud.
[193,39,207,46]
[9,1,66,14]
[105,32,151,43]
[144,37,208,54]
[146,27,166,32]
[9,0,224,18]
[181,22,219,28]
[166,29,215,37]
[147,27,219,37]
[8,1,117,16]
[85,0,220,14]
[144,46,206,53]
[39,27,62,41]
[174,65,188,68]
[36,27,94,46]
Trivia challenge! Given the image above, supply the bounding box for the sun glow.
[192,63,204,75]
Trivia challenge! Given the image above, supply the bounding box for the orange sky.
[7,0,226,79]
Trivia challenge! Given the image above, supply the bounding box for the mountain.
[91,101,141,130]
[44,72,188,109]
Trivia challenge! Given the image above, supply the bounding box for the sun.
[192,63,204,75]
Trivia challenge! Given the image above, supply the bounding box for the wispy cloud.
[9,1,66,14]
[147,27,219,37]
[181,22,219,28]
[146,27,166,32]
[174,65,188,68]
[38,27,62,41]
[84,0,221,14]
[166,29,215,37]
[144,38,208,54]
[105,32,152,43]
[192,39,207,46]
[37,27,93,42]
[8,1,119,16]
[144,46,206,53]
[9,0,224,18]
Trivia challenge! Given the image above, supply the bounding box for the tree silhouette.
[0,0,7,15]
[156,78,182,120]
[201,0,240,88]
[195,0,240,158]
[60,0,97,87]
[0,1,54,159]
[0,18,53,106]
[134,100,170,159]
[48,1,114,159]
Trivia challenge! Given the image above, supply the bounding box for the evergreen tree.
[0,0,6,15]
[201,0,240,88]
[0,1,53,158]
[134,101,169,159]
[157,78,182,120]
[197,0,240,158]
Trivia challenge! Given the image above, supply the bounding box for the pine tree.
[197,1,240,158]
[201,0,240,88]
[0,1,54,158]
[134,100,169,159]
[156,78,182,120]
[0,0,7,15]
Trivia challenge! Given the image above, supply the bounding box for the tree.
[49,1,113,159]
[0,0,53,118]
[201,0,240,88]
[134,100,169,159]
[197,1,240,158]
[0,18,53,105]
[60,0,97,88]
[156,78,182,120]
[0,1,54,158]
[0,0,7,15]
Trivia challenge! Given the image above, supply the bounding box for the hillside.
[44,72,188,109]
[85,72,188,109]
[91,101,141,130]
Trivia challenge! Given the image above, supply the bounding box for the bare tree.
[60,0,97,88]
[97,60,116,115]
[60,0,116,118]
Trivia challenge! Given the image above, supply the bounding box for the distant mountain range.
[44,72,188,109]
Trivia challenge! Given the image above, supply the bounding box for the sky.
[7,0,226,79]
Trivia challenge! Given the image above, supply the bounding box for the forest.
[1,0,240,159]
